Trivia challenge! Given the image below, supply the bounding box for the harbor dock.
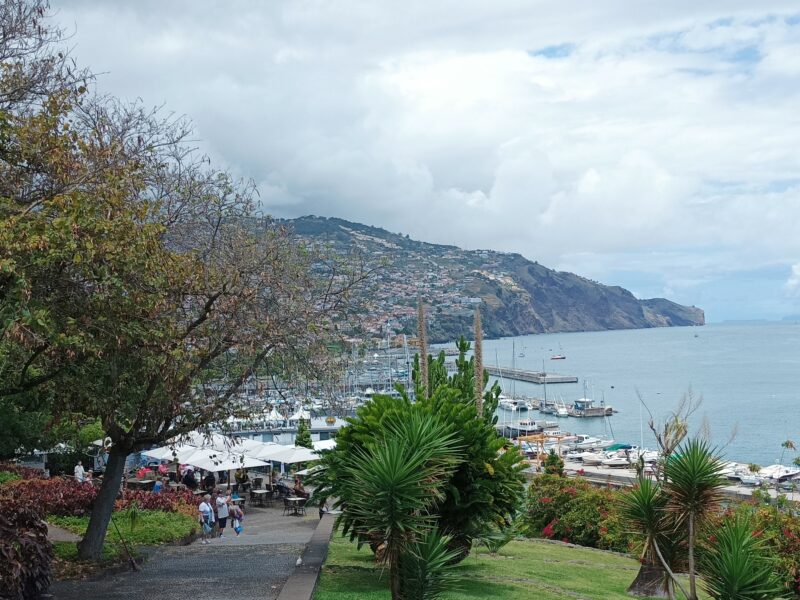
[485,365,578,384]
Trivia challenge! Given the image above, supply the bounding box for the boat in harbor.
[568,397,613,418]
[498,396,531,412]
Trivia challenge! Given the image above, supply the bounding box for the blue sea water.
[479,322,800,465]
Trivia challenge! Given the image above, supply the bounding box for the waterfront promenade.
[555,459,800,504]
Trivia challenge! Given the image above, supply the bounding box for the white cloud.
[786,263,800,296]
[50,1,800,319]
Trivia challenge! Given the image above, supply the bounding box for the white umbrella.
[182,450,268,472]
[142,443,201,462]
[312,439,336,451]
[250,442,294,462]
[265,407,284,420]
[295,465,323,476]
[288,408,311,421]
[273,445,318,464]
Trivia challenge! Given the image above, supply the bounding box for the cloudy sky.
[52,1,800,322]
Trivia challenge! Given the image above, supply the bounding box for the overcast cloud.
[52,1,800,321]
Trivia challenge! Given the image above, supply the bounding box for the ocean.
[477,321,800,466]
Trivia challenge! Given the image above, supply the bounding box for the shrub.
[0,471,21,486]
[0,497,53,600]
[0,463,47,481]
[1,478,98,517]
[115,489,197,513]
[523,474,632,552]
[707,502,800,596]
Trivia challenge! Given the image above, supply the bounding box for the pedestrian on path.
[230,503,244,536]
[198,494,215,544]
[73,460,85,483]
[215,489,230,538]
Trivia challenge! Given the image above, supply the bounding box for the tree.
[663,439,726,600]
[295,418,312,449]
[313,336,526,563]
[619,476,686,598]
[0,1,369,561]
[333,412,462,600]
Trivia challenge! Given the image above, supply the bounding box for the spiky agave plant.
[699,514,790,599]
[336,412,463,600]
[398,528,462,600]
[619,476,686,599]
[663,439,726,600]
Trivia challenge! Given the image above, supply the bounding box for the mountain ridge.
[284,215,704,343]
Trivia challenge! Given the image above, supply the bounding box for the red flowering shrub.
[0,497,53,600]
[0,478,97,517]
[524,474,633,552]
[541,519,557,538]
[116,489,196,512]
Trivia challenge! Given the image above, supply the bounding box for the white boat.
[759,464,800,482]
[571,434,615,451]
[581,453,605,466]
[555,399,569,418]
[498,397,530,412]
[601,456,631,468]
[733,468,765,486]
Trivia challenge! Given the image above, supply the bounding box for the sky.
[51,1,800,322]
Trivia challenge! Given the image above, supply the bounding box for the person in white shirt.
[198,494,215,544]
[74,460,85,483]
[215,490,230,538]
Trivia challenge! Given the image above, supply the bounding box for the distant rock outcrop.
[285,215,705,343]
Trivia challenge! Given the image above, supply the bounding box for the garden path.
[50,501,320,600]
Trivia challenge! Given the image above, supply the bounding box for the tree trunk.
[627,564,670,597]
[77,445,127,560]
[687,514,696,600]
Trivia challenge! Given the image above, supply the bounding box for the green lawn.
[49,510,196,546]
[315,535,705,600]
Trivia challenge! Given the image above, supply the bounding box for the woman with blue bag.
[230,503,244,536]
[198,494,215,545]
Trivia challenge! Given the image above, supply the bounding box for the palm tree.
[619,476,687,599]
[663,439,726,600]
[699,514,790,599]
[335,412,463,600]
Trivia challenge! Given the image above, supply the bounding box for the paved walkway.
[51,502,321,600]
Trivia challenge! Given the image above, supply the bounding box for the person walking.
[230,503,244,536]
[215,490,230,538]
[198,494,215,544]
[73,460,85,483]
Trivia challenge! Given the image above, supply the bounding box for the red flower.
[542,518,558,538]
[540,496,553,504]
[576,469,585,476]
[563,486,577,496]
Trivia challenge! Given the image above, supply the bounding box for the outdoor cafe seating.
[283,496,306,516]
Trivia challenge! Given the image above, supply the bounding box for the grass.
[49,509,196,546]
[315,535,707,600]
[49,509,197,579]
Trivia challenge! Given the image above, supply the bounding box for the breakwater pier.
[485,365,578,384]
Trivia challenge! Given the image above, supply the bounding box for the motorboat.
[498,396,530,412]
[580,453,605,466]
[759,464,800,482]
[571,434,615,451]
[601,455,632,468]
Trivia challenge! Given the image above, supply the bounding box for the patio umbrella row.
[141,431,329,471]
